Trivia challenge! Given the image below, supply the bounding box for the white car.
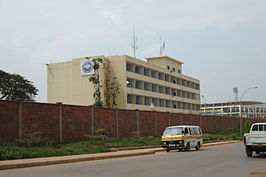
[244,123,266,157]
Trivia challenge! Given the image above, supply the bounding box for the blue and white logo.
[81,59,94,75]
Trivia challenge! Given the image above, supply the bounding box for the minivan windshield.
[163,127,183,136]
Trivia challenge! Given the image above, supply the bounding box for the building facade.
[47,55,201,114]
[201,101,266,118]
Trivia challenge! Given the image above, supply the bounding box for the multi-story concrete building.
[201,101,266,118]
[47,55,201,114]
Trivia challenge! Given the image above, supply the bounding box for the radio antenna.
[159,34,165,56]
[131,25,138,58]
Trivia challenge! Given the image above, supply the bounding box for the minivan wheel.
[166,149,170,152]
[195,142,200,150]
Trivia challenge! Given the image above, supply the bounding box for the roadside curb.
[0,149,157,170]
[202,140,242,147]
[0,140,242,170]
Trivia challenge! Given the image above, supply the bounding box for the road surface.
[0,143,265,177]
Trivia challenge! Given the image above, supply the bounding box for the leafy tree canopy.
[0,70,38,101]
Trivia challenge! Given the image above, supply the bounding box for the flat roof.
[146,56,184,64]
[201,101,265,107]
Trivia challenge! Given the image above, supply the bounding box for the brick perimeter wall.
[0,100,265,144]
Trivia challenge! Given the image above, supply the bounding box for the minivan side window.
[198,128,202,135]
[184,128,189,134]
[194,128,200,135]
[259,125,263,131]
[252,125,258,131]
[190,128,197,135]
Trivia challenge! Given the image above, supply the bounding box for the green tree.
[89,58,103,107]
[103,60,120,108]
[243,120,252,133]
[0,70,38,101]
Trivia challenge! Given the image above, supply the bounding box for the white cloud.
[102,10,122,25]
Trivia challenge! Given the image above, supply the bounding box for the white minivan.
[161,125,203,152]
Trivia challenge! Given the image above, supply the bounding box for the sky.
[0,0,266,104]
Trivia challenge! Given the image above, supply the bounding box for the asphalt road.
[0,143,265,177]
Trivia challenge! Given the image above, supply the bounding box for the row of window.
[202,107,266,113]
[127,94,200,111]
[126,62,200,90]
[127,78,200,100]
[252,124,266,131]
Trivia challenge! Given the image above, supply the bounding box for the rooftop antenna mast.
[159,34,165,56]
[233,87,238,102]
[132,25,138,58]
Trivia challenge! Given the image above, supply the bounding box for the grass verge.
[0,130,242,160]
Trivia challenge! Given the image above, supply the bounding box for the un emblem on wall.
[81,59,94,75]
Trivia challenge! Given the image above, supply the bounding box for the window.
[126,79,130,87]
[136,96,140,104]
[152,98,155,105]
[151,71,155,78]
[144,68,147,76]
[135,66,139,74]
[126,63,130,71]
[184,128,189,134]
[127,94,131,103]
[135,81,139,89]
[259,125,263,131]
[159,99,163,107]
[144,97,148,105]
[158,73,161,80]
[167,66,170,70]
[194,128,201,135]
[166,100,169,107]
[178,69,181,73]
[159,86,162,93]
[144,82,148,90]
[152,84,155,92]
[189,128,196,135]
[172,68,175,72]
[252,125,258,131]
[172,77,176,83]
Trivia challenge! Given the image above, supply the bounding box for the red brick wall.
[62,105,91,142]
[139,111,155,137]
[21,102,59,143]
[0,100,266,144]
[93,108,117,138]
[118,110,136,138]
[0,101,19,143]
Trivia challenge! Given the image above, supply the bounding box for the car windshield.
[163,127,183,136]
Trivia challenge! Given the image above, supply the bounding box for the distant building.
[201,101,266,118]
[47,55,200,114]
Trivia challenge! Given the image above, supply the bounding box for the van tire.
[195,142,200,150]
[185,143,190,151]
[166,149,170,152]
